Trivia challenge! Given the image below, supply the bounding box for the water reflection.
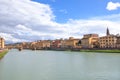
[0,49,120,80]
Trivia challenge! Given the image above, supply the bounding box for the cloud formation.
[0,0,120,43]
[0,0,56,43]
[106,1,120,11]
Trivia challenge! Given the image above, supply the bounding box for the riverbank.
[0,49,8,58]
[16,47,120,53]
[50,48,120,53]
[80,49,120,53]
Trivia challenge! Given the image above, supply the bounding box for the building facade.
[61,37,80,48]
[35,40,51,49]
[0,37,5,49]
[51,39,63,49]
[99,35,117,48]
[99,28,119,48]
[116,36,120,48]
[81,34,99,48]
[21,42,31,49]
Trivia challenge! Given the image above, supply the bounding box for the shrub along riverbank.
[0,50,8,58]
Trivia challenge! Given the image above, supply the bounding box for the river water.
[0,49,120,80]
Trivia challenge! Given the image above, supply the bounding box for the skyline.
[0,0,120,43]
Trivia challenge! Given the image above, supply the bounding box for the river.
[0,49,120,80]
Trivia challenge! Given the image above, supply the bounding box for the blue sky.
[0,0,120,43]
[32,0,120,23]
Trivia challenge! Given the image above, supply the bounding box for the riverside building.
[99,28,118,48]
[81,34,99,48]
[61,37,80,48]
[116,35,120,48]
[0,37,5,49]
[34,40,51,49]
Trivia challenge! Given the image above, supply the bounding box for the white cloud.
[0,0,56,43]
[106,1,120,11]
[0,0,120,43]
[65,18,120,37]
[0,33,28,43]
[16,24,32,31]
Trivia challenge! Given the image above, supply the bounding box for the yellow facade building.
[0,37,5,49]
[61,37,80,48]
[81,34,99,48]
[99,35,117,48]
[99,28,119,48]
[35,40,51,49]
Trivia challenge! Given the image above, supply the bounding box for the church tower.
[106,27,110,36]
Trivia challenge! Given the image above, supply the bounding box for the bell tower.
[106,27,110,36]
